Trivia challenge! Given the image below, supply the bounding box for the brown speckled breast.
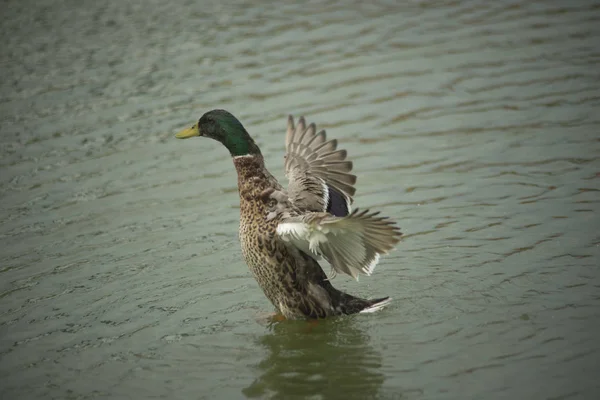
[232,155,332,318]
[233,157,286,301]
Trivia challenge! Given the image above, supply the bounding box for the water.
[1,0,599,398]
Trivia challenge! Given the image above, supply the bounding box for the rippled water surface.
[2,0,600,399]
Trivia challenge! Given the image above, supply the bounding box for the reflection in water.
[243,318,385,400]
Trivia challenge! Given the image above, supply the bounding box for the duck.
[176,109,402,319]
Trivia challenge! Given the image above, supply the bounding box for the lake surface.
[1,0,599,399]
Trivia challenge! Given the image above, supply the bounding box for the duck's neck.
[233,155,281,201]
[218,123,262,157]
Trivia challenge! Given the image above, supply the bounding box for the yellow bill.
[175,122,200,139]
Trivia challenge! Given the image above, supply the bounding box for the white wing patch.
[276,222,308,241]
[277,221,327,256]
[276,222,318,259]
[321,179,330,212]
[276,209,402,281]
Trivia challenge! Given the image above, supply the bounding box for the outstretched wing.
[276,209,402,281]
[284,116,356,217]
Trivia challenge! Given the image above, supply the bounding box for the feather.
[284,116,356,216]
[359,297,392,313]
[276,209,402,281]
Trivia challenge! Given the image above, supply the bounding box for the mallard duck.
[176,109,402,319]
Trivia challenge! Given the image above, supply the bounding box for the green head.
[175,109,261,157]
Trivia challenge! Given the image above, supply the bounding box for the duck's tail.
[337,293,392,315]
[359,296,392,314]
